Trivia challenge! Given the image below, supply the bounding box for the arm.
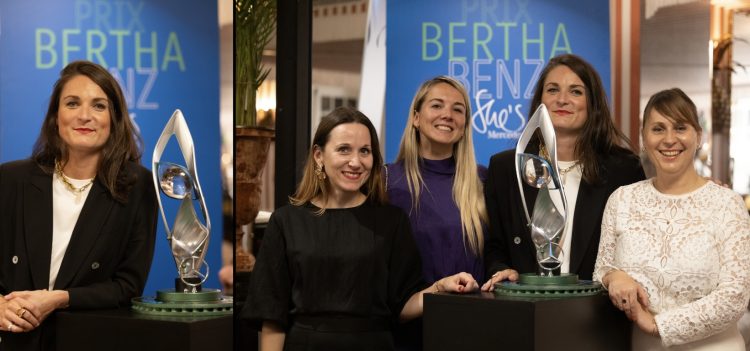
[481,154,519,291]
[399,272,478,321]
[241,210,292,340]
[654,194,750,346]
[260,321,285,351]
[67,171,158,309]
[594,188,650,309]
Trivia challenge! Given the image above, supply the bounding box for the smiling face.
[413,82,467,159]
[643,110,700,178]
[313,122,373,205]
[541,65,588,135]
[57,75,112,158]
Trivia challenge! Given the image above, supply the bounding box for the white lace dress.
[593,179,750,350]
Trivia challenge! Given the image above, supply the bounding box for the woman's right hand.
[0,294,40,333]
[481,269,519,291]
[603,270,650,312]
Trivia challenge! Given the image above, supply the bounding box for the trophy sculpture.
[132,109,232,316]
[494,104,601,297]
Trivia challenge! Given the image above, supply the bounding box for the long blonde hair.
[290,107,386,213]
[395,76,487,256]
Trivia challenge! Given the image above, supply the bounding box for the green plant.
[235,0,277,127]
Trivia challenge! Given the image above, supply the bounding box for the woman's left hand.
[624,300,659,336]
[435,272,478,294]
[5,290,69,330]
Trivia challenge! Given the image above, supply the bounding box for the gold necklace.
[539,143,579,183]
[558,161,580,183]
[55,161,95,202]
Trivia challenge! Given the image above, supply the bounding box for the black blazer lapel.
[568,180,598,275]
[53,180,114,289]
[25,170,53,290]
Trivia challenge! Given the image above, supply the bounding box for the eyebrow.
[62,95,109,101]
[427,98,466,108]
[544,82,585,89]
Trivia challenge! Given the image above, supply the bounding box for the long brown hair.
[528,54,636,184]
[395,76,487,256]
[290,107,386,213]
[32,60,143,203]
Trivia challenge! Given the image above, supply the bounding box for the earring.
[315,163,326,181]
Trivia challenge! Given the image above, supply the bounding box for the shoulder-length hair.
[32,60,143,203]
[290,107,386,213]
[395,76,487,256]
[528,54,636,184]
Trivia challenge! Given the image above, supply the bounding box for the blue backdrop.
[0,0,221,297]
[386,0,611,165]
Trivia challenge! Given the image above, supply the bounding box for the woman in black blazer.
[0,61,158,350]
[481,54,645,290]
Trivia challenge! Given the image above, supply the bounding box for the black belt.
[293,315,391,332]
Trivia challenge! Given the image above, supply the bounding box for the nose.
[78,105,94,122]
[663,129,677,144]
[348,154,362,168]
[555,92,570,106]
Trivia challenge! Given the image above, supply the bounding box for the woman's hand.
[603,270,650,312]
[624,299,660,336]
[434,272,479,294]
[400,272,479,321]
[0,293,41,333]
[4,290,69,331]
[481,269,519,291]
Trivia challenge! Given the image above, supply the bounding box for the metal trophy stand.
[494,104,601,298]
[132,109,232,316]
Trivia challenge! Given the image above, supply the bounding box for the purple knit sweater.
[385,157,487,284]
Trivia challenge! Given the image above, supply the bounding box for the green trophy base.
[493,273,602,298]
[132,288,233,316]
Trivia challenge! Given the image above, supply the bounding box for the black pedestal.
[424,291,631,350]
[56,308,232,351]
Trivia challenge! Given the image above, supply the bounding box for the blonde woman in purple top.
[385,76,488,350]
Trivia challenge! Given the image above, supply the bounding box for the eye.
[430,103,443,109]
[571,89,584,96]
[65,100,79,108]
[453,106,466,114]
[650,126,664,133]
[360,147,371,155]
[337,146,351,153]
[545,87,559,94]
[675,124,688,132]
[93,102,109,111]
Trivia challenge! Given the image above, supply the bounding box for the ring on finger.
[16,307,27,318]
[8,322,14,332]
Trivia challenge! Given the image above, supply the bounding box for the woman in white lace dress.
[593,88,750,350]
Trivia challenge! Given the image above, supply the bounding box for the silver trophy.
[152,109,211,290]
[515,104,568,276]
[132,109,232,316]
[494,104,601,296]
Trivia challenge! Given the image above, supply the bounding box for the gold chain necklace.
[558,162,580,183]
[539,143,580,183]
[55,161,95,202]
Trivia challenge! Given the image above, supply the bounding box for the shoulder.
[129,161,152,179]
[0,159,40,176]
[477,164,489,182]
[384,160,405,176]
[615,179,650,194]
[600,148,645,184]
[124,161,154,190]
[604,147,642,170]
[705,182,745,205]
[488,148,515,170]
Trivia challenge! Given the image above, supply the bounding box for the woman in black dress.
[243,107,478,351]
